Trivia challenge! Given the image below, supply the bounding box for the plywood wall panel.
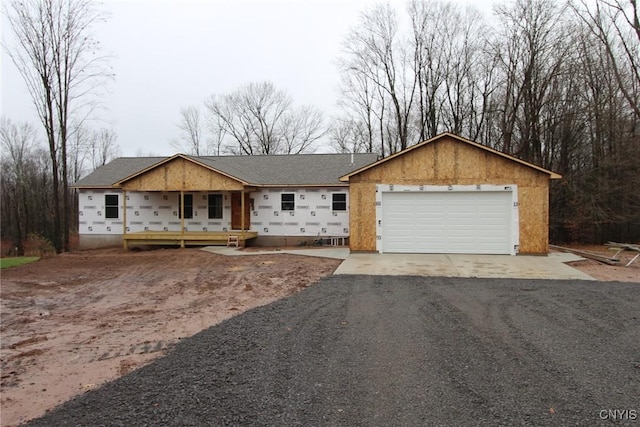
[457,149,487,180]
[517,185,549,254]
[121,158,244,191]
[435,139,456,180]
[349,183,377,251]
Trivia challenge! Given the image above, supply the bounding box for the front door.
[231,192,251,230]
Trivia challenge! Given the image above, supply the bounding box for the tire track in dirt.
[18,276,640,427]
[0,248,340,426]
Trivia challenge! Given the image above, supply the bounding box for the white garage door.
[381,191,513,254]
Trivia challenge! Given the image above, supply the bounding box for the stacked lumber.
[550,245,620,265]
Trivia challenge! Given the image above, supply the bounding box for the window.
[105,194,119,219]
[178,194,193,219]
[281,193,295,211]
[332,193,347,211]
[208,194,223,219]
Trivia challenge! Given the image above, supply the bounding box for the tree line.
[1,117,120,255]
[2,0,119,254]
[329,0,639,243]
[3,0,638,253]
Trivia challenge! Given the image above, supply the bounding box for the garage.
[380,188,516,254]
[341,133,561,255]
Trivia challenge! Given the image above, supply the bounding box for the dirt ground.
[0,245,637,426]
[561,245,640,282]
[0,248,341,427]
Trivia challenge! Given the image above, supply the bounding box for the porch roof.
[74,153,379,189]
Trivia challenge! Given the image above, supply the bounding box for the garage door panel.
[448,230,474,239]
[381,191,512,254]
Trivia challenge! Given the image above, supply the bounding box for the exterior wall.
[78,190,234,235]
[249,187,350,240]
[78,186,351,246]
[78,234,123,249]
[249,235,345,247]
[79,190,126,235]
[348,136,551,254]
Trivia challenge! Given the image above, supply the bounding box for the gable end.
[117,156,246,191]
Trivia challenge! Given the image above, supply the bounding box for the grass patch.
[1,257,40,269]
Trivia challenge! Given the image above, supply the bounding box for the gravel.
[26,276,640,426]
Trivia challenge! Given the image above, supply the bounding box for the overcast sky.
[2,0,495,157]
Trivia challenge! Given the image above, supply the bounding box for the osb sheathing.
[349,136,552,254]
[120,157,245,192]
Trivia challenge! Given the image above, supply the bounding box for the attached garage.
[341,133,561,255]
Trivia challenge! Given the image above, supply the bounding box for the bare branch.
[171,105,205,155]
[204,81,323,155]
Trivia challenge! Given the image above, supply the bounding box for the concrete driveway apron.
[334,252,595,280]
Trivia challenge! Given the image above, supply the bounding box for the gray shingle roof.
[74,157,166,188]
[74,153,379,188]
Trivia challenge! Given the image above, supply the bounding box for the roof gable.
[116,155,246,191]
[340,133,562,181]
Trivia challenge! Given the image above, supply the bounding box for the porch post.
[180,190,185,248]
[123,189,128,250]
[241,188,246,240]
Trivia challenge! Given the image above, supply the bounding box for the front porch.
[123,230,258,249]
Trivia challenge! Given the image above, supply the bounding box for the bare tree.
[206,114,227,156]
[1,118,36,254]
[4,0,109,252]
[329,117,371,153]
[90,128,120,170]
[171,105,206,155]
[0,118,53,254]
[409,0,449,140]
[67,124,91,184]
[205,81,325,155]
[340,4,418,154]
[280,106,324,154]
[336,1,494,156]
[409,0,495,142]
[490,0,574,167]
[570,0,640,121]
[550,1,640,242]
[335,62,378,153]
[68,125,120,181]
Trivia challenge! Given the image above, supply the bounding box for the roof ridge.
[192,152,375,159]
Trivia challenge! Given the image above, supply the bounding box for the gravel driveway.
[27,276,640,426]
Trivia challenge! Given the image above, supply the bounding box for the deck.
[123,230,258,249]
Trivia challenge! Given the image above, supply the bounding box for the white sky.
[1,0,495,157]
